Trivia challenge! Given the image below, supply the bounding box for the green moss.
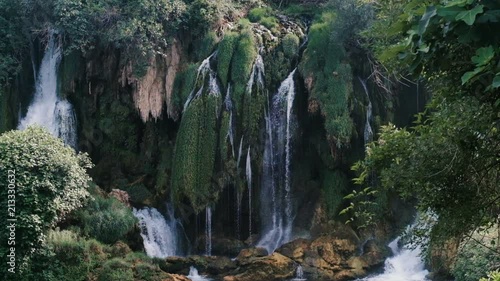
[230,29,257,112]
[300,10,354,149]
[171,93,221,213]
[323,169,349,219]
[174,63,199,108]
[194,31,219,61]
[282,34,300,58]
[217,32,238,88]
[248,7,278,30]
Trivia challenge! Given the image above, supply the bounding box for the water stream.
[205,206,212,256]
[358,237,429,281]
[188,266,212,281]
[133,206,181,258]
[258,69,297,253]
[18,31,77,148]
[359,77,373,144]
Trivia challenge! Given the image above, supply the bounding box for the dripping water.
[358,77,373,144]
[205,206,212,256]
[246,146,252,237]
[291,265,306,281]
[183,52,217,111]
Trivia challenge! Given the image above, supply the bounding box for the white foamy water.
[18,31,77,148]
[188,266,212,281]
[358,237,429,281]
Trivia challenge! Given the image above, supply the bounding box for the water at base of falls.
[357,237,429,281]
[290,265,306,281]
[18,31,77,148]
[133,207,181,258]
[188,266,212,281]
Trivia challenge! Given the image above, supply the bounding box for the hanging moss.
[248,7,279,31]
[174,63,199,108]
[171,93,221,213]
[194,31,219,61]
[322,169,349,219]
[219,110,231,161]
[230,28,257,112]
[300,10,354,149]
[217,32,238,88]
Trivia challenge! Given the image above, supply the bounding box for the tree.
[0,127,92,278]
[344,0,500,246]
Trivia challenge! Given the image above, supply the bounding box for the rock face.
[224,252,295,281]
[275,235,389,281]
[159,255,237,276]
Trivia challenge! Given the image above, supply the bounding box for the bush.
[282,34,300,58]
[0,127,92,275]
[480,271,500,281]
[452,230,500,281]
[78,195,137,244]
[97,259,134,281]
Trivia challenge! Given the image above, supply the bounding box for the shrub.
[0,127,92,274]
[97,259,134,281]
[78,195,137,244]
[282,34,300,58]
[452,230,500,281]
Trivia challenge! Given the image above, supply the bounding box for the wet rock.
[230,252,295,281]
[109,188,131,207]
[160,255,237,276]
[236,247,268,261]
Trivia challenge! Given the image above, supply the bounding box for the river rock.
[229,252,295,281]
[236,246,268,260]
[160,255,237,276]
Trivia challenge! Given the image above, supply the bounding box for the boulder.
[160,255,237,277]
[236,247,268,261]
[230,252,295,281]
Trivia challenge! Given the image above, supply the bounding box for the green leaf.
[492,74,500,88]
[476,10,500,23]
[445,0,474,7]
[461,65,485,85]
[456,5,484,25]
[472,46,494,66]
[437,6,466,21]
[419,6,437,35]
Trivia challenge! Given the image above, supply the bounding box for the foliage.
[282,34,299,58]
[0,127,92,273]
[452,228,500,281]
[77,195,137,244]
[97,258,134,281]
[248,7,278,30]
[480,271,500,281]
[193,31,218,61]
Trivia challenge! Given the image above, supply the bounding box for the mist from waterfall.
[258,69,297,253]
[18,31,77,148]
[133,206,182,258]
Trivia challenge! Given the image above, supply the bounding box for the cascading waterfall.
[188,266,212,281]
[205,206,212,256]
[247,54,265,93]
[291,265,306,281]
[225,85,235,157]
[133,206,181,258]
[358,77,373,144]
[258,69,297,253]
[18,31,77,148]
[235,136,244,239]
[357,236,429,281]
[246,146,252,237]
[183,52,218,111]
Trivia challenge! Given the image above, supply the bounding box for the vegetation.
[0,127,92,277]
[77,195,137,244]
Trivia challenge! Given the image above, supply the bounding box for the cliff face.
[2,7,421,251]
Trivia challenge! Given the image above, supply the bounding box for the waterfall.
[225,85,235,157]
[133,206,181,258]
[188,266,212,281]
[246,146,252,237]
[291,265,306,281]
[18,31,77,148]
[359,77,373,144]
[258,69,297,253]
[247,54,265,94]
[205,206,212,256]
[235,136,244,238]
[183,52,218,111]
[357,236,429,281]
